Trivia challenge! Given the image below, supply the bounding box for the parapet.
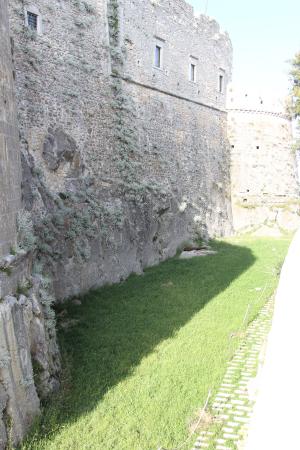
[227,85,290,118]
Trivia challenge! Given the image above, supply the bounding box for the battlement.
[227,108,290,120]
[158,0,194,17]
[155,0,230,39]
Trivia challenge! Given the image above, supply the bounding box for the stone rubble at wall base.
[0,267,60,450]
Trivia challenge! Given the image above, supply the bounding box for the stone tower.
[228,86,300,234]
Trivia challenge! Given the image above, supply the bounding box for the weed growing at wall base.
[20,236,290,450]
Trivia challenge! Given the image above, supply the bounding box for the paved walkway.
[244,229,300,450]
[192,297,275,450]
[191,230,300,450]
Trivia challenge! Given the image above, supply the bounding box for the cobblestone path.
[192,297,274,450]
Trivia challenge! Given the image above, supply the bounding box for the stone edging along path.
[191,296,275,450]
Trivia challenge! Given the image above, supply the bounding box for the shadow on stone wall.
[24,240,255,446]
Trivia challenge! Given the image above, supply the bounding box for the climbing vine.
[107,0,171,204]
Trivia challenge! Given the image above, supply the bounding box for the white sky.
[188,0,300,99]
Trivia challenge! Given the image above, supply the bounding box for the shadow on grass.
[37,240,256,435]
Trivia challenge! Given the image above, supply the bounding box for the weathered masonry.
[0,0,21,258]
[228,88,300,234]
[1,0,233,445]
[118,0,233,233]
[7,0,233,300]
[1,0,300,446]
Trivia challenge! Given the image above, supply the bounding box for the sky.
[188,0,300,99]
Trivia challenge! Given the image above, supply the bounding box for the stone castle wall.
[0,0,21,257]
[118,0,233,236]
[6,0,233,300]
[121,0,231,110]
[2,0,299,446]
[0,0,233,445]
[228,88,300,234]
[1,3,60,448]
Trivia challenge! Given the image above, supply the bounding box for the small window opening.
[154,45,162,68]
[256,145,260,149]
[27,11,38,30]
[190,63,196,82]
[231,145,235,149]
[219,74,224,93]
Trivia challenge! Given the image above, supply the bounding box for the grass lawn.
[21,236,291,450]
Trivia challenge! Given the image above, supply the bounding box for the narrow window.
[256,145,260,150]
[219,74,224,93]
[154,45,162,68]
[27,11,38,30]
[190,63,196,82]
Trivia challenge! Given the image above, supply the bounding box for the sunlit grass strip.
[21,237,290,450]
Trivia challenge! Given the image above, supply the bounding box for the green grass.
[21,237,291,450]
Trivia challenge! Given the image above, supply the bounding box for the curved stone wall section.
[228,92,300,233]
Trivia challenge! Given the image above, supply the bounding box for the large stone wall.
[6,0,233,300]
[228,88,300,234]
[1,3,60,448]
[121,0,231,109]
[1,0,233,443]
[117,0,233,237]
[0,0,21,257]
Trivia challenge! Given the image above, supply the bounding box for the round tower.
[227,86,300,235]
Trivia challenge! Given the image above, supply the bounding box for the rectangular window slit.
[219,74,224,93]
[27,11,38,30]
[154,45,161,68]
[190,63,196,82]
[154,45,162,68]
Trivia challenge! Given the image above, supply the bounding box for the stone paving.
[191,297,274,450]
